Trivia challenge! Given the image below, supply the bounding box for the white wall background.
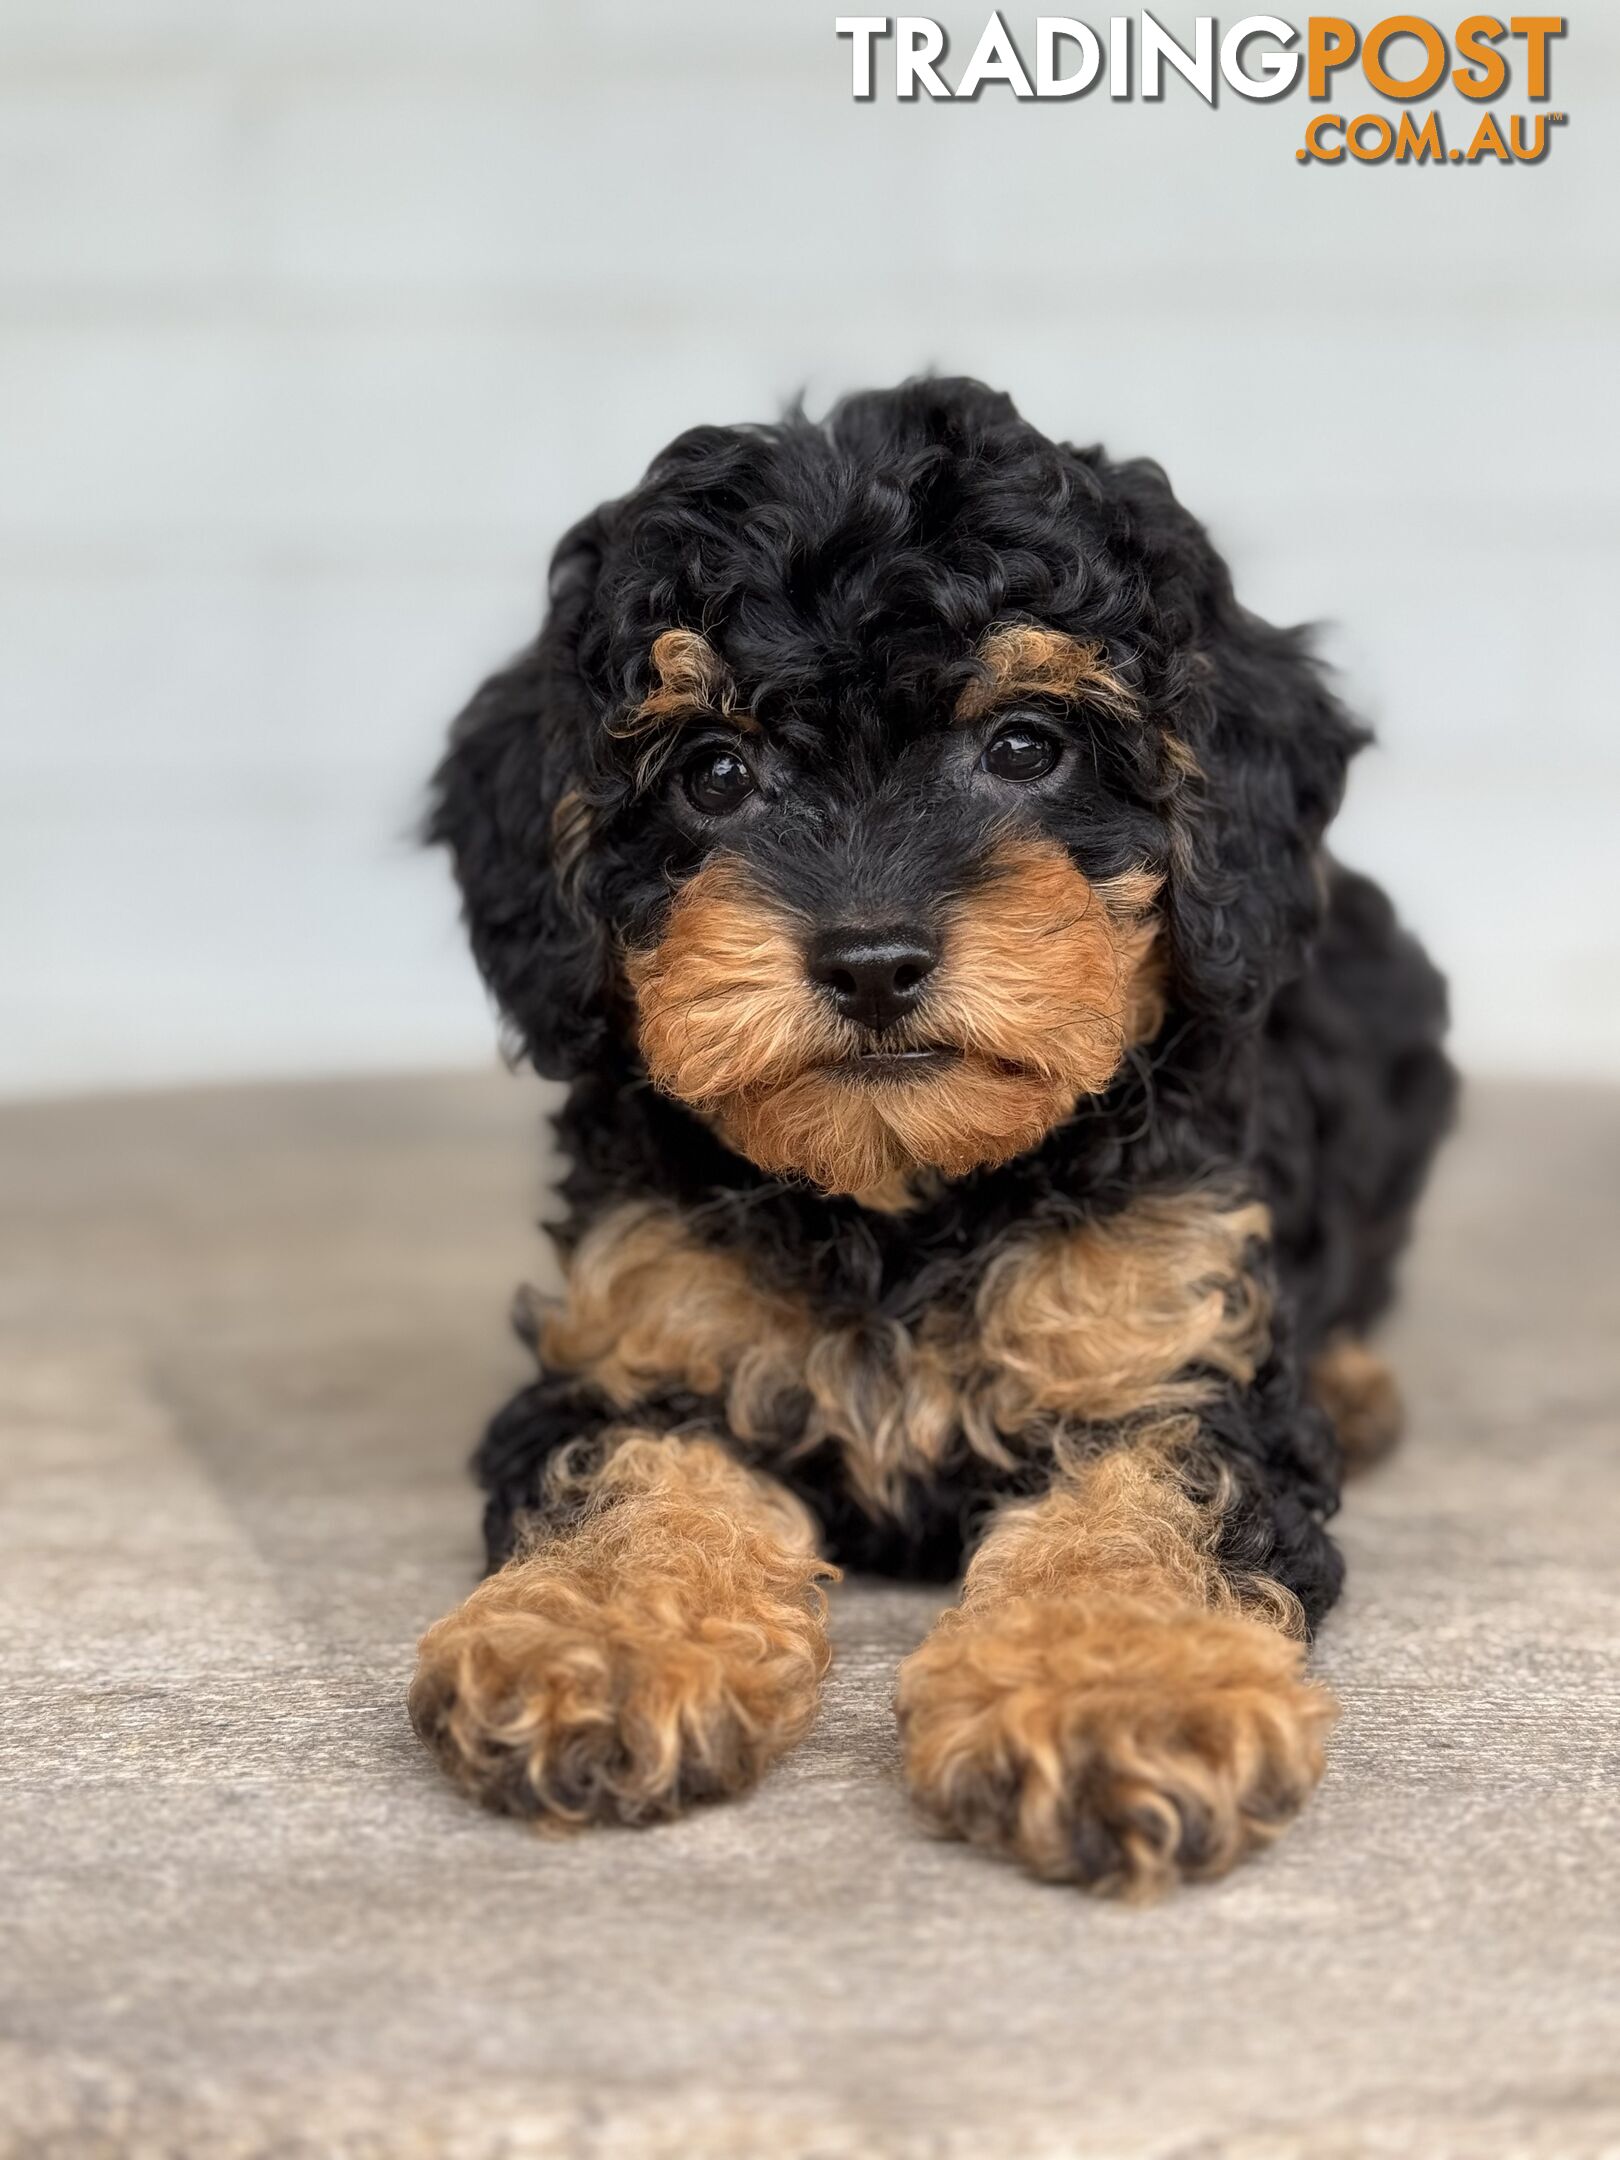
[1,0,1616,1095]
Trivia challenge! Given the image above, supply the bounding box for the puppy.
[409,378,1455,1896]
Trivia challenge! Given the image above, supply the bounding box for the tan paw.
[410,1552,832,1824]
[1310,1334,1405,1469]
[896,1595,1336,1897]
[409,1438,834,1825]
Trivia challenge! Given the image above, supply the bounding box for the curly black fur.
[429,377,1456,1627]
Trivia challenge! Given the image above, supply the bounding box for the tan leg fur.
[896,1433,1336,1896]
[410,1434,836,1825]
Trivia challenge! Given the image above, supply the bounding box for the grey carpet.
[1,1075,1616,2159]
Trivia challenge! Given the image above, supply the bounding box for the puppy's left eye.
[982,723,1062,782]
[681,745,758,816]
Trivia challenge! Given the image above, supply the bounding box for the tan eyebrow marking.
[613,629,759,738]
[954,624,1139,723]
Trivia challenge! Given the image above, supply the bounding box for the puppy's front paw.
[896,1596,1335,1897]
[410,1542,832,1826]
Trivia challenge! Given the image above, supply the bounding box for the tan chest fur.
[528,1194,1272,1515]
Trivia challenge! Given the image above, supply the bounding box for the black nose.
[808,927,940,1033]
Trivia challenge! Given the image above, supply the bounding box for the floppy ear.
[1087,453,1366,1028]
[427,512,614,1079]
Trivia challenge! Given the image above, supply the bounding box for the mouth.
[831,1045,964,1084]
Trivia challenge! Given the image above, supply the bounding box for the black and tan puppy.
[409,378,1455,1896]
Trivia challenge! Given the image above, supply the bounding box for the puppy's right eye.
[982,722,1062,782]
[681,747,757,816]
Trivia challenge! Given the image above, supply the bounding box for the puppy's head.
[431,379,1361,1199]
